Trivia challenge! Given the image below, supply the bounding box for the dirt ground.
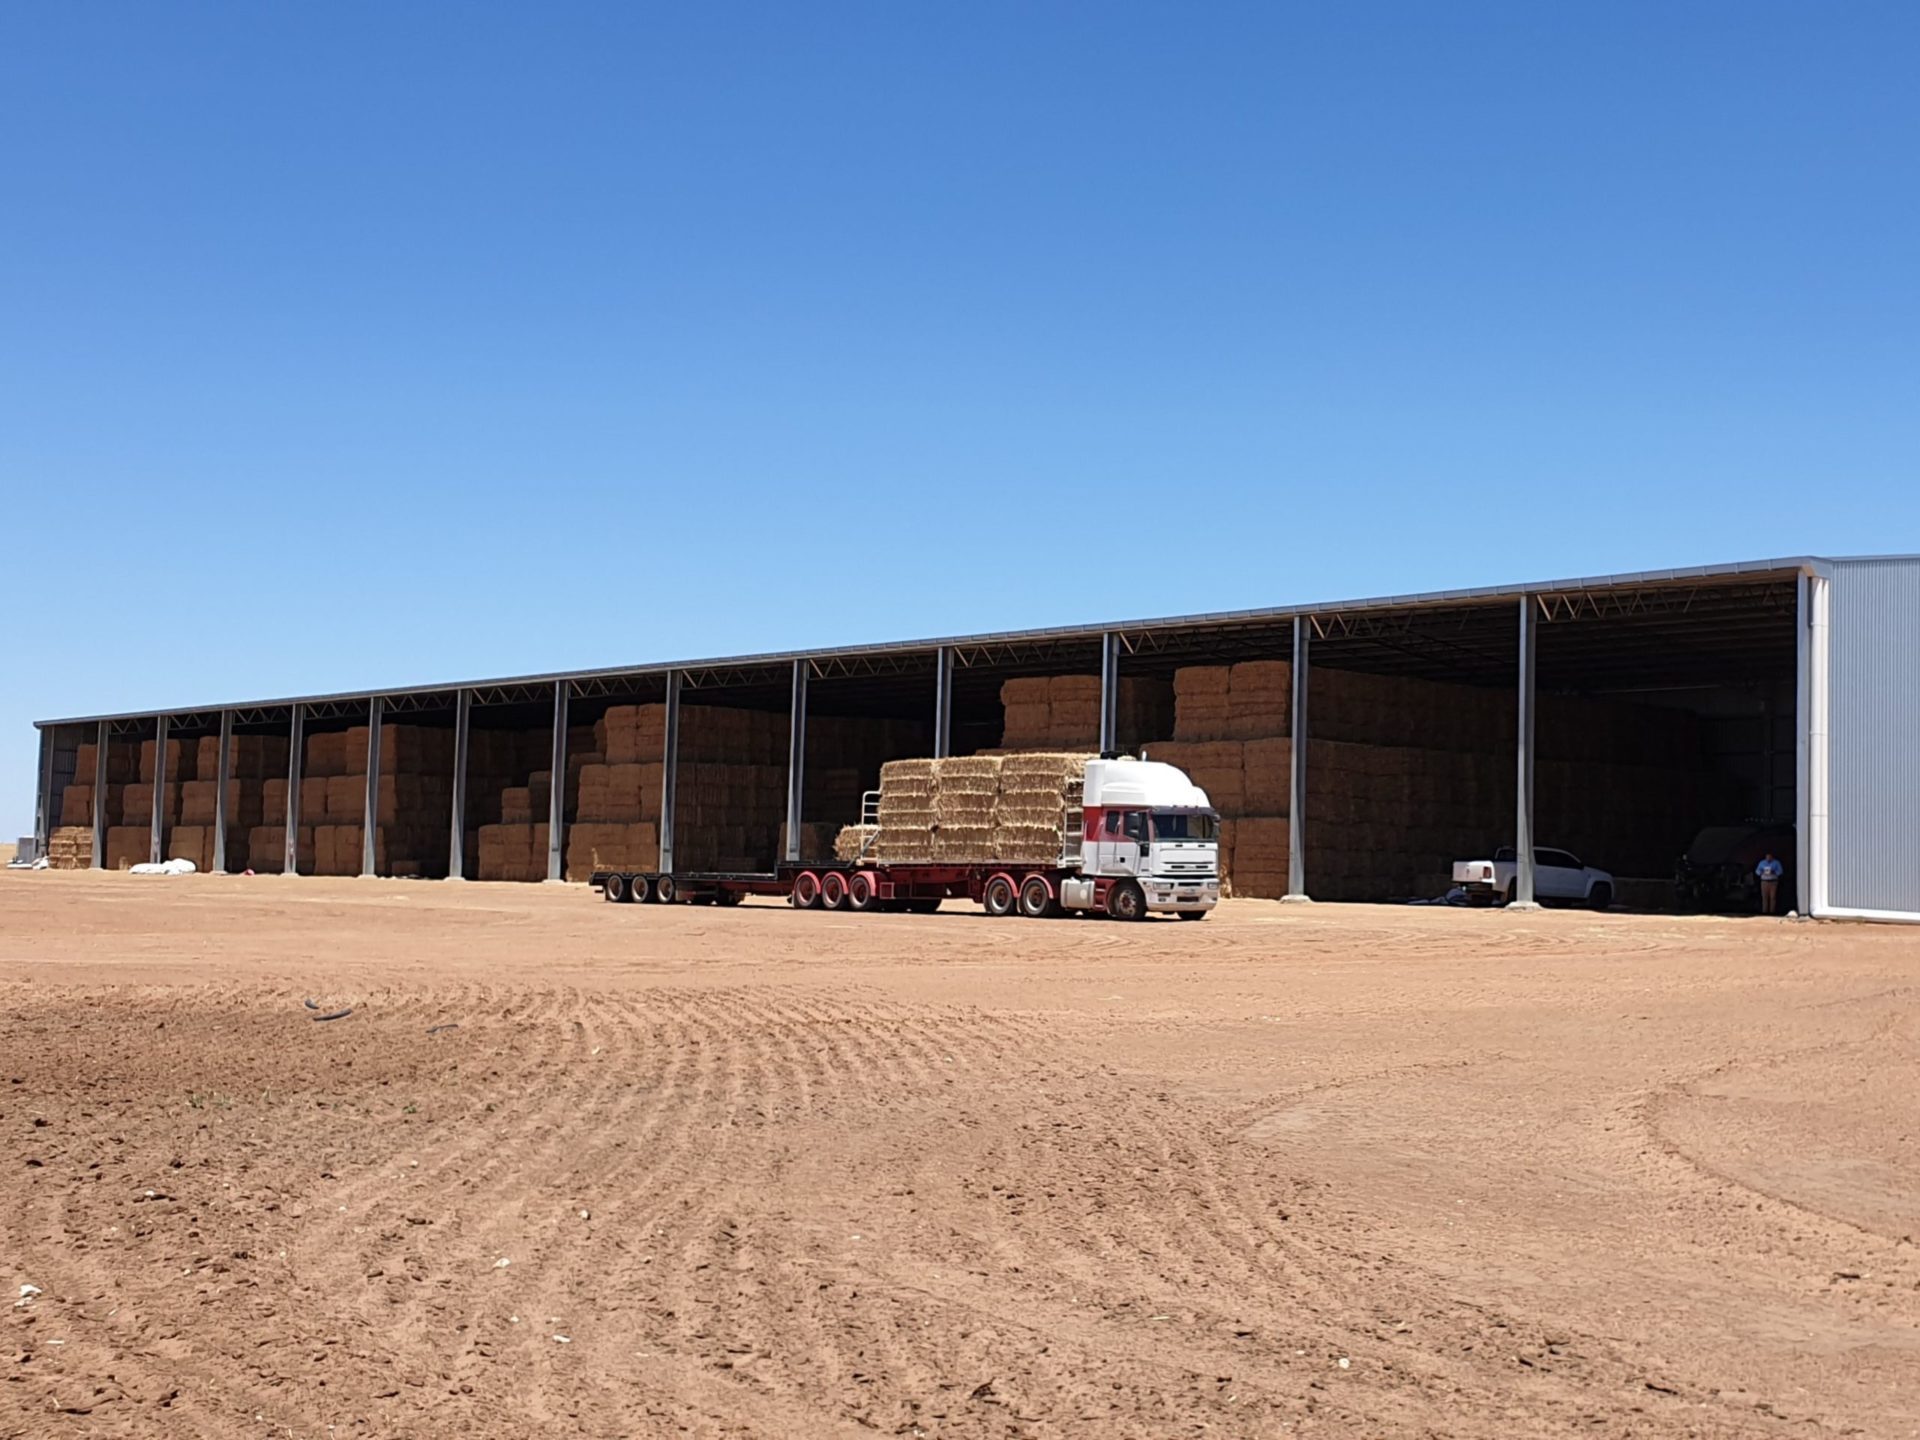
[2,873,1915,1438]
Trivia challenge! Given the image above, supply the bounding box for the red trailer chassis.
[588,860,1199,920]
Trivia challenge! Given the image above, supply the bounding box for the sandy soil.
[2,872,1916,1438]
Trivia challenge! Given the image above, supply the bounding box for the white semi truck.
[592,755,1222,920]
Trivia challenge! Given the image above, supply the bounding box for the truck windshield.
[1151,812,1218,841]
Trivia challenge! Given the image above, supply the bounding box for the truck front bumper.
[1143,878,1219,912]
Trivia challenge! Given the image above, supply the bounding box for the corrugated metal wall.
[1825,559,1920,916]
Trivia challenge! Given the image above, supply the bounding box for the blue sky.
[4,2,1917,835]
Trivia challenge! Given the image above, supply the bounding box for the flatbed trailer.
[588,859,1211,920]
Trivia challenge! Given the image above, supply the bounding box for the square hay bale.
[1241,737,1292,813]
[991,822,1067,863]
[935,824,996,864]
[105,826,150,870]
[326,775,363,821]
[999,677,1051,707]
[835,824,879,861]
[998,702,1053,745]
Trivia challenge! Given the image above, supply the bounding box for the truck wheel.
[1589,883,1613,911]
[791,871,821,909]
[1107,880,1145,921]
[847,871,878,911]
[603,874,628,904]
[631,874,653,904]
[655,874,677,904]
[820,871,849,909]
[1504,881,1518,907]
[983,875,1018,917]
[1018,875,1060,918]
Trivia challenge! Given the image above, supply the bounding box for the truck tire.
[1107,880,1146,921]
[820,871,849,910]
[655,874,677,904]
[847,871,878,912]
[791,871,821,909]
[603,874,628,903]
[631,873,653,904]
[1589,882,1613,911]
[983,875,1018,917]
[1018,875,1060,918]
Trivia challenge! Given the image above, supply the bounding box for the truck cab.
[1078,758,1221,914]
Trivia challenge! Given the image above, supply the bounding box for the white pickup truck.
[1452,847,1614,909]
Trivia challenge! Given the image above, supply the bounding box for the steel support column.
[33,727,54,862]
[785,659,808,863]
[1284,616,1312,902]
[660,670,681,876]
[932,646,954,759]
[1804,574,1832,916]
[1098,631,1121,753]
[285,704,306,875]
[212,711,233,873]
[1512,596,1540,910]
[361,696,384,876]
[448,689,471,880]
[149,715,170,864]
[547,681,569,882]
[91,721,108,870]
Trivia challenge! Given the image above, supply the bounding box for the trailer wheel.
[655,874,677,904]
[820,871,849,909]
[603,874,629,903]
[1019,875,1060,919]
[791,871,821,909]
[847,871,878,911]
[629,873,653,903]
[983,875,1018,918]
[1107,880,1146,921]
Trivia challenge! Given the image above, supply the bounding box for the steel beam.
[33,727,54,862]
[149,715,170,864]
[361,696,384,876]
[212,711,233,873]
[547,681,569,882]
[1804,574,1831,916]
[660,670,681,876]
[785,659,808,862]
[285,703,306,875]
[1512,596,1540,910]
[1098,631,1121,753]
[1284,616,1312,902]
[449,689,471,880]
[91,721,108,869]
[932,645,954,759]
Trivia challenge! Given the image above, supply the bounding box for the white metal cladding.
[1824,558,1920,918]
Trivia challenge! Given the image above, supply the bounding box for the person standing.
[1756,852,1784,915]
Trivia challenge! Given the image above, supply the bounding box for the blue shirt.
[1756,858,1783,881]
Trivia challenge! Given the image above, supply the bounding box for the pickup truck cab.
[1452,847,1614,909]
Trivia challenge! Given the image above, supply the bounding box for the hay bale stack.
[478,823,550,883]
[1000,675,1173,750]
[874,758,937,862]
[1231,817,1290,898]
[1227,661,1292,740]
[564,822,660,880]
[776,821,840,864]
[103,826,150,870]
[992,751,1090,863]
[835,824,879,861]
[46,826,93,869]
[1173,666,1232,740]
[74,741,138,785]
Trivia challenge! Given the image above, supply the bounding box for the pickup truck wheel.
[1504,880,1518,907]
[1107,880,1146,921]
[603,874,628,903]
[983,875,1018,918]
[1589,882,1613,911]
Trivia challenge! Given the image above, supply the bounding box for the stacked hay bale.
[171,733,285,872]
[478,823,550,883]
[874,758,937,862]
[777,821,840,863]
[932,755,1001,862]
[45,827,94,869]
[998,676,1173,750]
[1154,658,1721,900]
[992,752,1088,862]
[834,824,879,861]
